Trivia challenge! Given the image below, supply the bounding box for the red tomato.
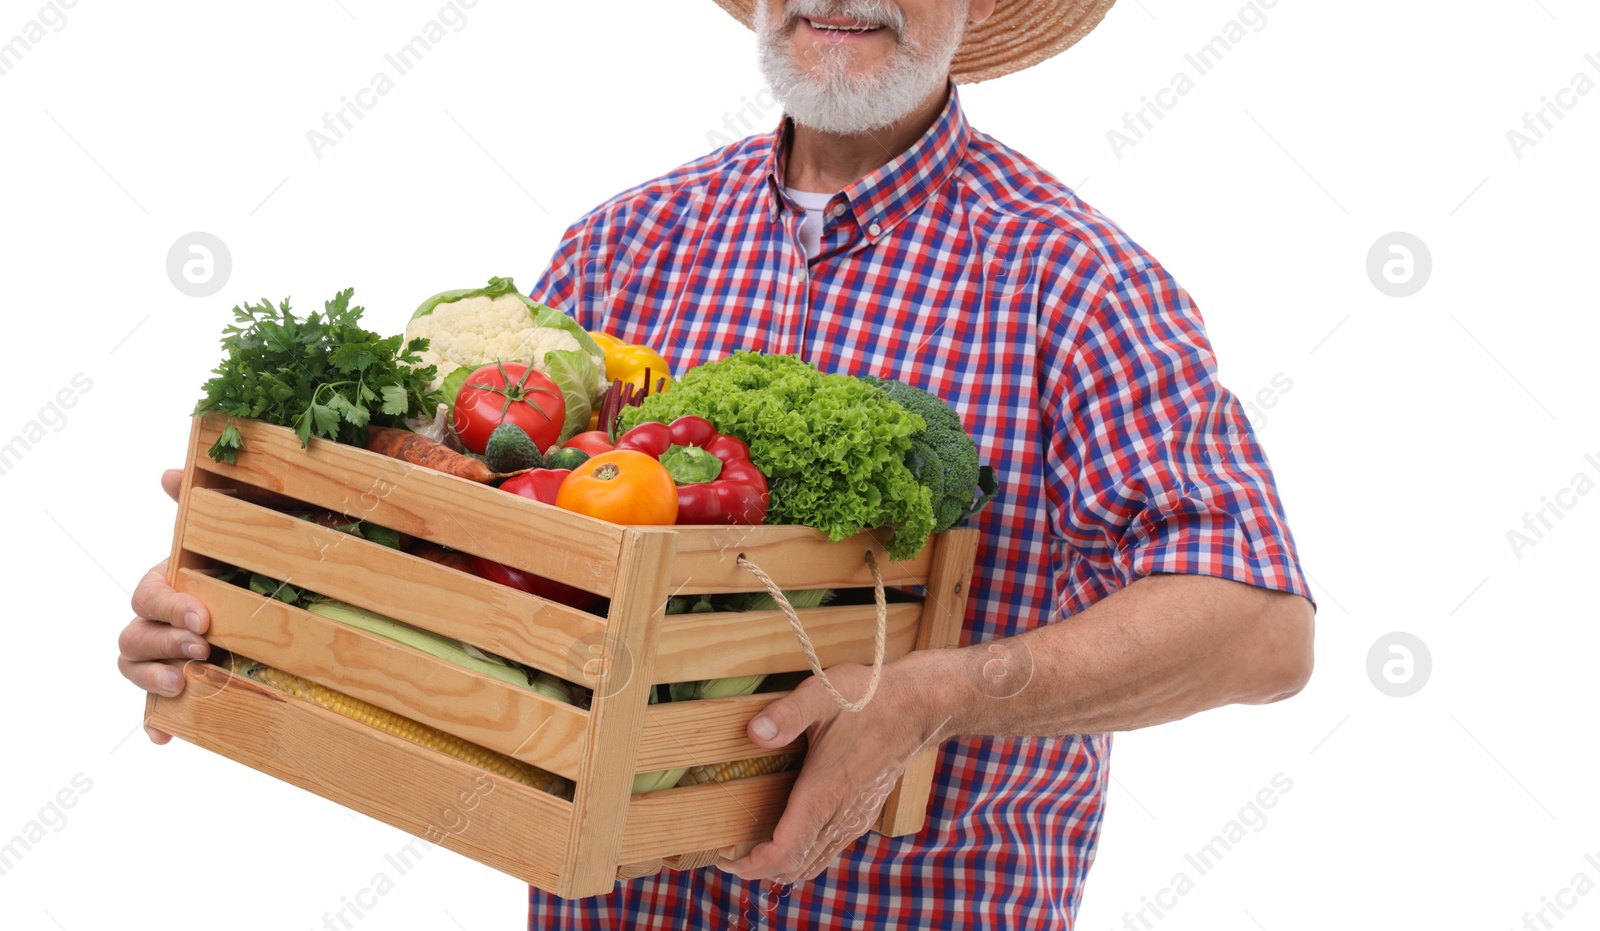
[555,450,679,525]
[453,362,565,454]
[563,431,616,455]
[614,421,673,458]
[667,415,717,448]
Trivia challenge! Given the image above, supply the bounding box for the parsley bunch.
[195,288,440,463]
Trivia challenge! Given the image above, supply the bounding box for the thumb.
[748,688,825,748]
[161,469,183,503]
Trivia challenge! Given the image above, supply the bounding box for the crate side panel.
[667,525,934,593]
[560,529,675,898]
[877,527,979,836]
[193,415,623,595]
[651,602,922,684]
[180,570,590,780]
[182,487,601,678]
[635,692,802,772]
[146,661,571,891]
[619,773,796,862]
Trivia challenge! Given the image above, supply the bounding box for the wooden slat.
[147,661,572,891]
[177,570,590,779]
[635,692,801,772]
[619,773,796,862]
[876,528,980,836]
[180,486,601,679]
[191,414,625,595]
[668,525,935,593]
[652,602,922,684]
[560,529,675,898]
[616,843,747,882]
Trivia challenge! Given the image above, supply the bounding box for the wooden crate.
[146,414,979,898]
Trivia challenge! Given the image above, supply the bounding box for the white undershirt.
[785,187,837,259]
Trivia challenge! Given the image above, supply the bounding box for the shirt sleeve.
[1037,250,1312,608]
[529,222,587,327]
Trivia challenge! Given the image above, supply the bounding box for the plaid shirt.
[528,84,1309,929]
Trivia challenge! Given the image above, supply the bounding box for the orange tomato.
[555,450,679,525]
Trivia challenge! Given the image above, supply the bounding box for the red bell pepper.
[474,468,597,610]
[500,468,571,505]
[614,416,769,525]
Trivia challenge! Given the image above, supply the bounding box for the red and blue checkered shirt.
[528,84,1310,929]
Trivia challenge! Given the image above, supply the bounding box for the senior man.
[119,0,1315,926]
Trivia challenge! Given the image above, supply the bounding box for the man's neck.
[783,81,950,194]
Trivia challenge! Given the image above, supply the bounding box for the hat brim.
[710,0,1118,84]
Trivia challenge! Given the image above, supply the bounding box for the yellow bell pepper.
[592,332,673,395]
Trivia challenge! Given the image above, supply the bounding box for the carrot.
[365,427,497,483]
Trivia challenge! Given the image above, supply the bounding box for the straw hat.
[710,0,1118,84]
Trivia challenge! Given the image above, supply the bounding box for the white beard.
[756,0,965,136]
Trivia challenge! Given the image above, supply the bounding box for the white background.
[2,0,1596,929]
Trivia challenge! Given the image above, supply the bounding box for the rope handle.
[736,551,887,713]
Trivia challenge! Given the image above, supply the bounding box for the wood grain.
[177,569,591,779]
[560,529,675,898]
[652,602,922,683]
[619,772,796,862]
[875,527,979,836]
[147,661,572,892]
[191,414,624,595]
[181,486,602,679]
[668,525,935,594]
[635,692,802,772]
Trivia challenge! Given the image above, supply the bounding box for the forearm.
[907,574,1314,741]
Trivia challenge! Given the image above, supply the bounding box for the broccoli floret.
[862,376,993,532]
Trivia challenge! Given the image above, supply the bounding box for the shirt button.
[868,222,882,236]
[830,203,846,219]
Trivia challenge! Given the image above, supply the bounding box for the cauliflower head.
[408,293,596,393]
[404,276,605,442]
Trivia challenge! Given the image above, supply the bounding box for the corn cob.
[676,753,798,787]
[228,655,570,798]
[306,600,576,704]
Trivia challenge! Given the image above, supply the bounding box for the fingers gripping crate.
[146,414,980,898]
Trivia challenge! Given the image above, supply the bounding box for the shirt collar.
[765,82,971,242]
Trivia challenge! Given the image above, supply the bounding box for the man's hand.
[116,469,210,744]
[717,574,1313,883]
[716,657,949,885]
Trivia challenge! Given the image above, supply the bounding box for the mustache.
[779,0,906,35]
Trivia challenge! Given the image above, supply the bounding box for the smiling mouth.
[802,17,887,36]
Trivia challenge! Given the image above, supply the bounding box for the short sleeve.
[529,223,588,327]
[1037,254,1312,609]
